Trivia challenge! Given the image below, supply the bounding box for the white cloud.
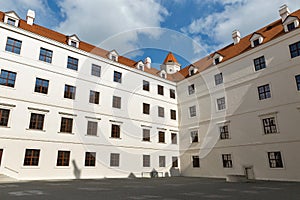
[56,0,168,54]
[183,0,300,54]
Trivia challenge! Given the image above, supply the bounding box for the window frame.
[158,131,165,143]
[157,85,164,95]
[111,124,121,139]
[143,155,150,167]
[85,152,96,167]
[0,69,17,88]
[217,97,226,111]
[0,108,10,127]
[110,153,120,167]
[89,90,100,104]
[91,64,101,77]
[60,117,73,133]
[253,56,266,71]
[190,130,199,143]
[170,89,176,99]
[39,47,53,63]
[258,84,271,100]
[158,106,165,118]
[262,116,278,134]
[112,96,121,109]
[23,149,40,166]
[143,103,150,115]
[159,156,166,167]
[214,73,223,85]
[171,133,177,144]
[172,156,178,168]
[87,121,98,136]
[64,84,76,100]
[295,75,300,91]
[34,78,49,94]
[113,71,122,83]
[289,41,300,58]
[192,155,200,168]
[67,56,79,71]
[143,80,150,91]
[5,37,22,54]
[170,109,176,120]
[268,151,284,168]
[188,84,195,95]
[219,125,230,140]
[56,150,71,167]
[29,113,45,130]
[189,105,197,118]
[142,129,150,142]
[222,154,233,168]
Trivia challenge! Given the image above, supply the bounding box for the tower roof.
[163,52,178,64]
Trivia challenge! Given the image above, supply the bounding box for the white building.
[0,5,299,181]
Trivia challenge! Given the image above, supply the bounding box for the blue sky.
[1,0,299,70]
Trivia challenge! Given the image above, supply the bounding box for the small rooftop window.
[67,35,80,48]
[4,11,20,27]
[250,33,264,48]
[213,53,223,65]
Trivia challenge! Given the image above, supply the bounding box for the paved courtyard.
[0,177,299,200]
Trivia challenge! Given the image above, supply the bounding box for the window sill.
[58,132,75,135]
[109,137,122,140]
[263,132,280,135]
[85,134,99,137]
[158,142,166,144]
[142,140,151,143]
[0,126,10,129]
[26,128,46,132]
[21,166,40,169]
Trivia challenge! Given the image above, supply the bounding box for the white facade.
[0,6,300,182]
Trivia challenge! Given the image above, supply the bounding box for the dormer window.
[108,50,119,62]
[135,61,144,71]
[159,70,167,79]
[188,66,198,76]
[4,11,20,27]
[282,16,299,32]
[67,35,80,48]
[250,33,264,48]
[213,53,223,65]
[7,18,16,26]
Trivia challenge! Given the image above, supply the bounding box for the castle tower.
[160,52,181,74]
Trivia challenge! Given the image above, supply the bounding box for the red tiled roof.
[1,9,300,82]
[163,52,179,64]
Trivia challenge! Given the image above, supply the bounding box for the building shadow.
[169,167,180,177]
[72,160,81,179]
[128,172,136,179]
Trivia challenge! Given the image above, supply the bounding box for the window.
[158,131,165,143]
[87,121,98,136]
[172,156,178,168]
[111,55,117,62]
[143,80,150,91]
[91,64,101,77]
[89,90,100,104]
[188,84,195,95]
[0,70,16,88]
[157,85,164,95]
[29,113,45,130]
[171,133,177,144]
[262,117,277,134]
[23,149,40,166]
[158,106,164,117]
[220,125,230,139]
[85,152,96,167]
[112,96,121,109]
[70,41,77,48]
[191,130,199,143]
[214,58,220,65]
[143,103,150,115]
[217,97,226,110]
[7,18,16,26]
[111,124,120,138]
[0,149,3,166]
[268,152,283,168]
[287,22,296,31]
[189,105,196,117]
[143,155,150,167]
[64,85,76,99]
[142,129,150,142]
[170,89,176,99]
[67,56,79,71]
[222,154,233,168]
[159,156,166,167]
[0,109,10,127]
[170,110,176,120]
[253,39,260,47]
[60,117,73,133]
[5,37,22,54]
[39,48,53,63]
[254,56,266,71]
[56,151,70,166]
[113,71,122,83]
[295,75,300,91]
[214,73,223,85]
[192,156,200,168]
[258,84,271,100]
[110,153,120,167]
[289,41,300,58]
[34,78,49,94]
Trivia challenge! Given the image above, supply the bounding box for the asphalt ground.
[0,177,299,200]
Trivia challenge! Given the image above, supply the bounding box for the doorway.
[244,166,255,180]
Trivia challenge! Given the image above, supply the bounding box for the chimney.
[144,57,151,69]
[279,4,290,22]
[232,30,241,45]
[26,9,35,25]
